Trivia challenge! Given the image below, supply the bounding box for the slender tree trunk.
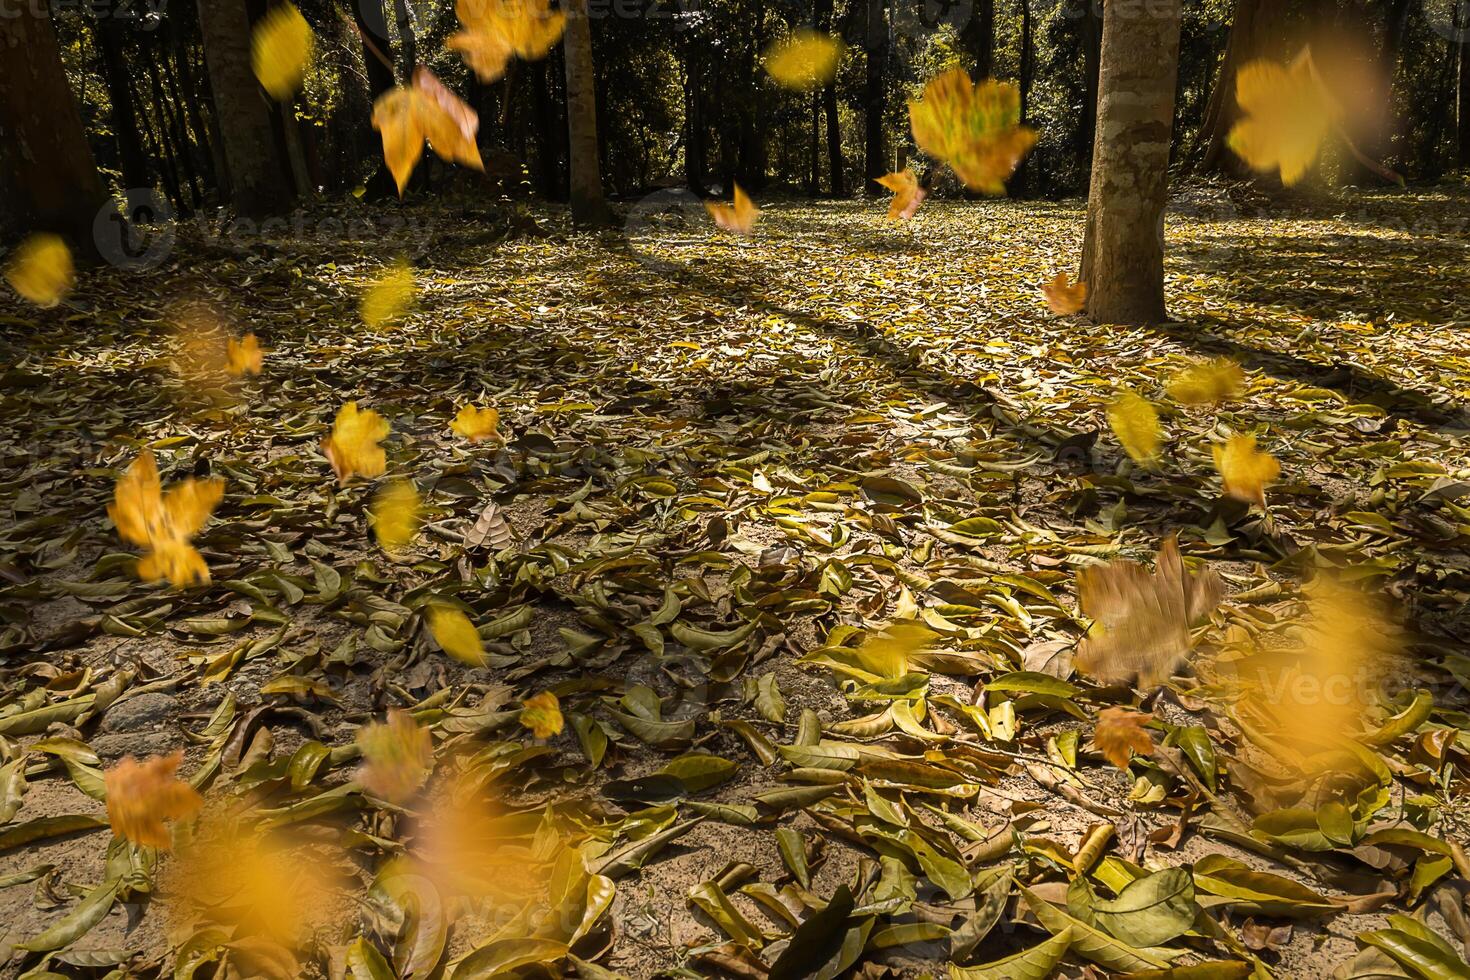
[92,16,152,192]
[960,0,994,77]
[160,37,205,204]
[148,39,201,208]
[532,61,561,199]
[808,91,821,195]
[356,0,400,200]
[393,0,417,79]
[0,2,109,250]
[684,54,709,195]
[862,0,888,194]
[168,17,216,189]
[814,0,845,195]
[562,0,613,225]
[195,0,289,217]
[1460,25,1470,166]
[1080,0,1183,325]
[1079,0,1102,178]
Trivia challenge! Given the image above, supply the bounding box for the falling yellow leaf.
[1094,708,1155,769]
[520,691,563,739]
[251,2,314,100]
[908,70,1037,195]
[360,258,417,329]
[322,401,389,482]
[109,451,225,588]
[5,233,73,308]
[1107,390,1161,465]
[1166,357,1243,406]
[369,478,423,554]
[763,30,845,90]
[707,184,759,235]
[856,621,935,680]
[356,709,433,803]
[372,68,484,197]
[449,0,566,84]
[226,333,265,377]
[1041,272,1086,315]
[1213,433,1280,509]
[427,604,486,666]
[1075,535,1224,688]
[874,169,926,221]
[450,405,502,443]
[105,751,203,849]
[1227,50,1338,187]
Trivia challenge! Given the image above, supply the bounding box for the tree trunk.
[1194,0,1287,174]
[960,0,994,77]
[195,0,289,217]
[562,0,613,225]
[1078,0,1102,177]
[1460,26,1470,167]
[393,0,417,79]
[684,54,709,195]
[814,0,845,195]
[862,0,888,194]
[0,2,109,250]
[1080,0,1183,326]
[356,0,400,200]
[92,15,152,192]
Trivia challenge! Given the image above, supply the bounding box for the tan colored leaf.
[707,184,759,235]
[874,168,926,221]
[520,691,564,739]
[1094,708,1154,769]
[1041,272,1086,315]
[104,750,203,849]
[356,709,432,803]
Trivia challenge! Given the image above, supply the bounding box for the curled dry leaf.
[1041,272,1086,315]
[226,333,265,377]
[369,478,423,554]
[372,68,484,196]
[451,405,502,443]
[1094,708,1155,769]
[5,233,73,308]
[449,0,566,84]
[1213,433,1280,509]
[875,169,926,221]
[356,709,433,803]
[1075,536,1224,688]
[251,1,313,100]
[109,451,225,588]
[105,750,203,849]
[1107,390,1162,465]
[763,30,844,91]
[520,691,564,739]
[1166,357,1243,406]
[322,401,389,482]
[427,604,486,666]
[908,70,1037,195]
[707,184,760,235]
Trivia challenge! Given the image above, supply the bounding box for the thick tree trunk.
[562,0,613,225]
[1080,0,1183,325]
[862,0,888,195]
[813,0,844,195]
[355,0,400,200]
[0,2,109,250]
[92,16,152,192]
[195,0,289,217]
[960,0,994,77]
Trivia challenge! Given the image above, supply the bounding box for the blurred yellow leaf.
[763,30,844,90]
[1094,708,1154,769]
[1107,390,1161,464]
[251,2,313,99]
[323,402,389,482]
[874,169,926,221]
[372,68,484,196]
[5,233,73,308]
[520,691,563,738]
[1166,357,1243,406]
[1227,50,1337,187]
[226,332,265,377]
[109,451,224,588]
[856,621,934,680]
[1041,272,1086,315]
[360,259,417,329]
[450,405,502,443]
[707,184,759,235]
[1076,536,1224,687]
[369,479,423,554]
[427,604,486,666]
[1213,433,1280,509]
[449,0,566,84]
[908,70,1037,194]
[105,750,203,849]
[356,709,432,803]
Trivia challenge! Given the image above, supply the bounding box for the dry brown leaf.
[1094,708,1155,769]
[1041,272,1086,315]
[105,750,203,849]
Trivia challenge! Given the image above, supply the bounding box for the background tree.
[563,0,613,225]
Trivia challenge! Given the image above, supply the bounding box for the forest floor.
[1,179,1470,979]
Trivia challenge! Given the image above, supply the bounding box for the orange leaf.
[322,402,389,482]
[874,169,926,221]
[1213,433,1280,509]
[109,452,225,588]
[1041,272,1086,315]
[706,184,759,235]
[1094,707,1154,769]
[449,0,566,83]
[450,405,501,443]
[908,70,1037,194]
[105,751,203,849]
[371,68,484,197]
[356,709,433,804]
[520,691,563,739]
[226,332,264,377]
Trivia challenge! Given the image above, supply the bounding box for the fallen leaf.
[356,709,432,803]
[856,621,935,680]
[322,402,389,482]
[450,405,502,443]
[1042,271,1086,314]
[104,751,203,849]
[1094,708,1154,769]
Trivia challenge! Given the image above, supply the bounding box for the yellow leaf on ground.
[908,70,1037,195]
[322,402,389,482]
[449,0,566,83]
[450,405,501,443]
[763,31,844,90]
[1213,433,1280,509]
[5,233,73,308]
[1227,50,1337,187]
[707,184,759,235]
[1075,535,1224,688]
[356,709,433,803]
[226,333,265,377]
[520,691,563,738]
[856,621,935,680]
[1166,357,1243,406]
[251,2,314,99]
[105,750,203,849]
[360,259,417,329]
[372,68,484,196]
[427,604,486,666]
[369,478,423,554]
[109,451,225,588]
[1041,272,1086,315]
[874,169,926,221]
[1107,390,1161,464]
[1094,708,1154,769]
